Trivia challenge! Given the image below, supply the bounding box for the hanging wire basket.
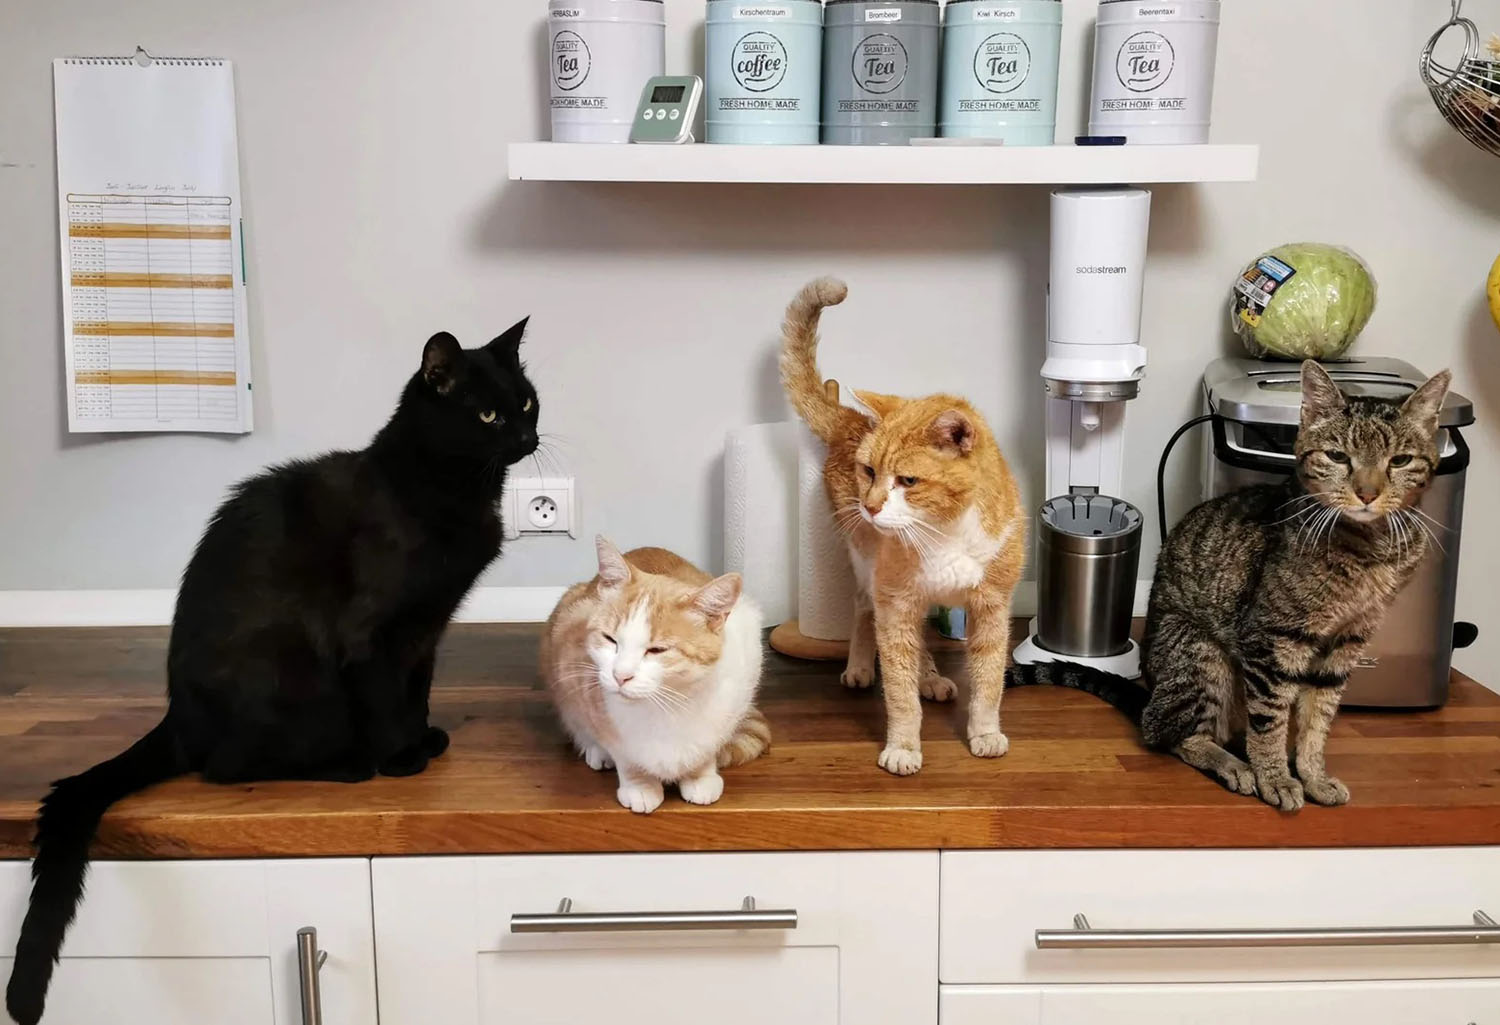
[1420,0,1500,157]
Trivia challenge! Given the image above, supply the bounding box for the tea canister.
[822,0,941,145]
[548,0,666,143]
[939,0,1062,144]
[706,1,824,144]
[1088,0,1221,144]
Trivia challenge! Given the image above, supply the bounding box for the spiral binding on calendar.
[62,46,224,67]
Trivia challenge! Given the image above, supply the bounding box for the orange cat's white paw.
[617,781,664,814]
[878,745,923,776]
[968,731,1010,758]
[679,771,724,806]
[841,664,876,689]
[581,744,614,771]
[919,674,957,702]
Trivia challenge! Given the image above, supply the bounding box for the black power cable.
[1155,414,1217,543]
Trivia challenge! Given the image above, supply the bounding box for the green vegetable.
[1231,243,1377,361]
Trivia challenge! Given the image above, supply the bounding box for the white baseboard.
[0,582,1151,629]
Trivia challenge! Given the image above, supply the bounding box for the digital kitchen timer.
[629,75,703,144]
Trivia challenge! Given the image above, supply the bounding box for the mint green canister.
[706,1,824,144]
[939,0,1062,143]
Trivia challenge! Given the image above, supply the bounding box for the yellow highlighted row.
[68,223,232,240]
[75,371,237,387]
[71,272,233,289]
[74,321,235,338]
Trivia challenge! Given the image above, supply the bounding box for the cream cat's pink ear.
[688,573,742,630]
[595,536,631,589]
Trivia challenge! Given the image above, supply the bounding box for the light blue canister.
[940,0,1062,143]
[706,1,823,144]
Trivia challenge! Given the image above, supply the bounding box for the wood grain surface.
[0,623,1497,858]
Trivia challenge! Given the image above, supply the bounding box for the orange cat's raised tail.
[778,276,862,445]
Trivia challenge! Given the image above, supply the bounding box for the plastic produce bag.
[1230,243,1377,361]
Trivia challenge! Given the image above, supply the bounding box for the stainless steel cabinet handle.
[1036,910,1500,949]
[511,896,797,934]
[296,926,328,1025]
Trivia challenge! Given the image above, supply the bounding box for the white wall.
[1,0,1496,675]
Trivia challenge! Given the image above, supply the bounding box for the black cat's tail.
[6,718,182,1025]
[1006,662,1149,723]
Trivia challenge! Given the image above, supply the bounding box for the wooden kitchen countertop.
[1,623,1497,858]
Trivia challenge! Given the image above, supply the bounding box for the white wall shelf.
[507,142,1259,185]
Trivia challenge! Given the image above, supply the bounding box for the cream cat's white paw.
[581,744,614,771]
[919,674,957,702]
[678,770,724,806]
[878,745,923,776]
[968,731,1009,758]
[617,780,665,814]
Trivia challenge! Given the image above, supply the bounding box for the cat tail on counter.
[1005,663,1149,723]
[779,276,852,444]
[717,707,773,769]
[6,718,183,1025]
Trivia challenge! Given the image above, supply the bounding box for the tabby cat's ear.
[422,332,463,395]
[930,409,975,455]
[595,535,631,589]
[1399,369,1451,434]
[853,390,904,420]
[1299,360,1345,430]
[688,573,742,631]
[486,317,530,358]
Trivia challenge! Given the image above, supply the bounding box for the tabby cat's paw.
[1255,772,1305,811]
[617,780,665,814]
[968,731,1010,758]
[582,744,614,771]
[919,674,958,702]
[420,726,450,758]
[678,772,724,806]
[841,664,876,689]
[1303,775,1351,806]
[1217,762,1258,796]
[878,745,923,776]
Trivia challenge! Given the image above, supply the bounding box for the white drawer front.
[940,848,1500,984]
[942,981,1500,1025]
[373,852,938,1025]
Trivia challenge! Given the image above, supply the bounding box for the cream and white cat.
[541,537,770,814]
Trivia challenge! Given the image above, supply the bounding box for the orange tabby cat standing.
[780,277,1027,775]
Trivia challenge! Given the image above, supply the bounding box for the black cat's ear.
[422,332,462,395]
[1400,369,1451,433]
[486,317,530,358]
[1299,360,1345,430]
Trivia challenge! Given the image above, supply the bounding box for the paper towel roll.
[797,424,857,641]
[724,421,799,624]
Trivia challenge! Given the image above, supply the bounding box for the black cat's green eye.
[861,464,876,480]
[1389,454,1413,468]
[479,409,499,424]
[1325,449,1350,464]
[897,475,919,488]
[523,398,533,413]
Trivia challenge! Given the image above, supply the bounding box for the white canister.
[548,0,666,143]
[1088,0,1220,144]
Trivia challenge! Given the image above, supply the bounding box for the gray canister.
[1034,495,1142,659]
[822,0,941,144]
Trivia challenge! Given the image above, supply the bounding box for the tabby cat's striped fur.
[1011,360,1451,811]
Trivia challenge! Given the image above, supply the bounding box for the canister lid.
[947,0,1058,4]
[826,0,937,5]
[1202,356,1475,428]
[1038,495,1142,556]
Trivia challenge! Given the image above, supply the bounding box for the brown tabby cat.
[780,277,1027,776]
[1009,360,1451,811]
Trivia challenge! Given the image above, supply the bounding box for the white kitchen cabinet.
[370,852,939,1025]
[941,980,1500,1025]
[940,847,1500,985]
[0,859,377,1025]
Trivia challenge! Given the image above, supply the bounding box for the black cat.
[6,322,539,1025]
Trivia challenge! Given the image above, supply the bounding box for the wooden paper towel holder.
[769,378,852,662]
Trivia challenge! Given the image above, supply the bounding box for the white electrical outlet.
[505,476,576,539]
